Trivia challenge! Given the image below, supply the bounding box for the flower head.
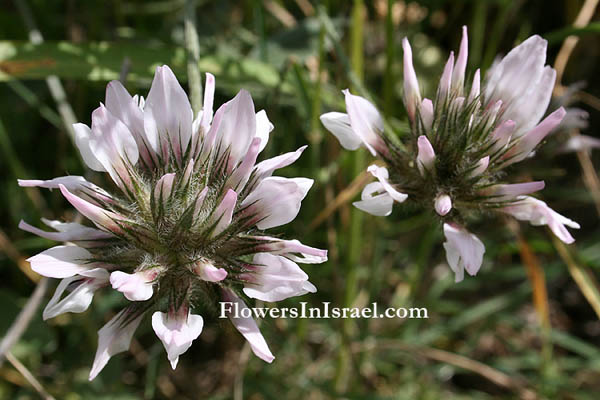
[20,65,326,379]
[320,27,578,282]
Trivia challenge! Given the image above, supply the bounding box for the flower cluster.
[20,66,326,379]
[321,27,579,282]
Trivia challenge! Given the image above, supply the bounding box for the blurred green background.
[1,0,600,399]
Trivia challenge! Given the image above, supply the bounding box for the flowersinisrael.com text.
[219,302,428,319]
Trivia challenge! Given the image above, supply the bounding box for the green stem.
[335,0,365,393]
[184,0,203,114]
[383,0,394,116]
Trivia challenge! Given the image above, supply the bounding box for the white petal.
[251,236,328,264]
[367,165,408,202]
[320,112,362,151]
[500,196,579,244]
[106,80,156,167]
[110,270,157,301]
[213,90,256,172]
[353,182,394,216]
[43,268,109,320]
[255,110,273,153]
[209,189,237,237]
[241,177,313,230]
[144,65,193,163]
[89,309,143,380]
[452,26,468,92]
[152,309,204,369]
[469,156,489,178]
[482,181,545,201]
[193,261,227,282]
[503,108,566,165]
[73,123,105,171]
[89,105,139,189]
[434,194,452,216]
[154,173,176,208]
[19,219,113,242]
[402,38,421,121]
[200,72,215,133]
[226,137,261,192]
[27,245,93,279]
[443,223,485,281]
[416,136,436,175]
[223,289,274,363]
[59,184,124,234]
[254,145,307,180]
[419,99,434,132]
[243,253,316,302]
[344,90,385,156]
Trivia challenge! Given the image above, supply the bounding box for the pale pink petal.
[241,177,313,230]
[19,219,113,242]
[500,196,580,244]
[343,90,386,156]
[254,146,307,180]
[353,182,394,216]
[467,69,481,103]
[469,156,489,178]
[209,189,237,237]
[110,270,158,301]
[561,134,600,153]
[226,137,261,192]
[490,119,516,152]
[27,245,93,279]
[503,108,566,165]
[89,309,143,380]
[182,158,195,187]
[485,36,549,130]
[443,223,485,282]
[73,123,105,171]
[402,38,421,121]
[59,184,124,234]
[43,268,109,320]
[438,52,454,99]
[434,194,452,216]
[255,110,273,153]
[320,112,362,150]
[367,165,407,202]
[503,66,556,138]
[482,181,545,201]
[200,72,215,132]
[90,105,139,189]
[105,80,156,167]
[222,289,274,363]
[214,90,256,172]
[419,98,434,132]
[251,236,328,264]
[144,65,193,163]
[243,253,316,302]
[192,186,209,223]
[154,173,176,208]
[417,135,436,175]
[193,261,227,282]
[152,308,204,369]
[452,26,468,92]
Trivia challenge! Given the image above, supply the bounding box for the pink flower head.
[321,27,577,282]
[20,66,327,378]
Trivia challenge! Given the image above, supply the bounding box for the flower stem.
[335,0,365,393]
[184,0,203,114]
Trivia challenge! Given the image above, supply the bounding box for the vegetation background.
[1,0,600,398]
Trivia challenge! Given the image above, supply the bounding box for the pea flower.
[19,65,326,379]
[321,27,578,282]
